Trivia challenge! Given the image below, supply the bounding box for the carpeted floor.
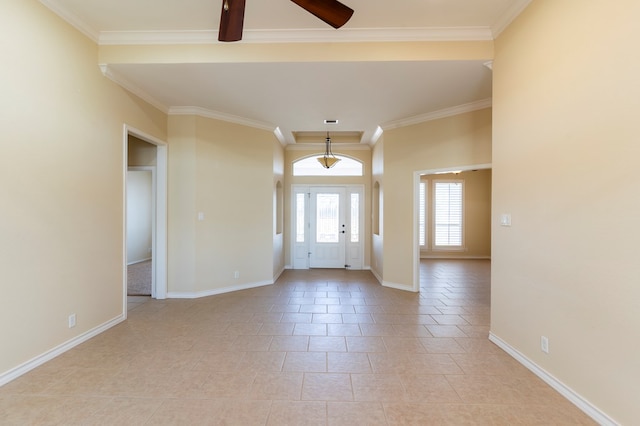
[127,259,152,296]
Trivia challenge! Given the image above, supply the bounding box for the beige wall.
[371,138,384,279]
[492,1,640,423]
[284,148,372,269]
[420,169,491,258]
[380,108,492,289]
[128,136,157,166]
[0,1,166,376]
[273,140,285,279]
[168,115,281,295]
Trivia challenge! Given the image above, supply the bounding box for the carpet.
[127,260,152,296]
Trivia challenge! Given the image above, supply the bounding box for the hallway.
[0,260,594,424]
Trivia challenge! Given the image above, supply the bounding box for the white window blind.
[433,181,463,247]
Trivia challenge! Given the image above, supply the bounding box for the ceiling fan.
[218,0,354,42]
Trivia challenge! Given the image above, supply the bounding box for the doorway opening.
[292,185,364,270]
[124,125,167,314]
[413,164,492,292]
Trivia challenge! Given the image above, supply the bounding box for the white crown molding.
[285,143,371,151]
[491,0,533,38]
[101,65,276,132]
[98,27,494,46]
[39,0,99,43]
[169,106,275,132]
[274,127,287,147]
[369,126,384,146]
[381,98,492,130]
[489,333,618,426]
[99,65,168,113]
[99,30,218,45]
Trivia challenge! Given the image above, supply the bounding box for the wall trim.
[96,27,494,46]
[273,267,285,283]
[382,280,418,293]
[168,106,275,132]
[100,65,168,113]
[381,98,492,130]
[370,268,382,285]
[0,314,125,387]
[488,333,618,426]
[167,280,273,299]
[420,255,491,260]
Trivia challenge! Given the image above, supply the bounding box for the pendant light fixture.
[317,132,341,169]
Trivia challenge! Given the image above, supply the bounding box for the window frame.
[292,154,364,177]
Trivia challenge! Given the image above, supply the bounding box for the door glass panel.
[350,193,359,243]
[296,193,305,243]
[316,193,339,243]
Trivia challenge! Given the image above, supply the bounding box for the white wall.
[126,170,152,264]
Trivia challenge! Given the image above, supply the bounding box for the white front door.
[309,187,346,268]
[292,185,364,270]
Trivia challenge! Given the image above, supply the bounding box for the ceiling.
[41,0,531,145]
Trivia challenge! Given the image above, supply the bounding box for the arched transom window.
[293,155,363,176]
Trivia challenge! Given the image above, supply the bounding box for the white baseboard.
[382,280,417,292]
[0,314,125,387]
[273,266,285,283]
[369,268,382,284]
[420,254,491,260]
[167,280,273,299]
[488,332,618,426]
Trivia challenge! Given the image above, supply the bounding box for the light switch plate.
[500,213,511,227]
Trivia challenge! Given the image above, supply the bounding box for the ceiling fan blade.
[218,0,246,42]
[290,0,354,29]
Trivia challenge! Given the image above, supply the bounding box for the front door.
[292,185,364,270]
[309,187,346,268]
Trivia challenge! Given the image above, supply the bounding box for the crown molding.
[491,0,533,38]
[39,0,99,43]
[381,98,492,130]
[274,127,287,147]
[285,143,371,151]
[98,27,494,46]
[99,65,168,113]
[168,106,275,132]
[41,0,531,45]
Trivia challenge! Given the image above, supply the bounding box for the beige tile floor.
[0,260,595,425]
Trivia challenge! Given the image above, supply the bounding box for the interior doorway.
[413,164,492,292]
[124,125,167,312]
[126,167,154,296]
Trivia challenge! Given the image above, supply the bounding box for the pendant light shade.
[317,133,341,169]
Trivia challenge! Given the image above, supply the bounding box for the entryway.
[292,185,364,270]
[124,125,167,312]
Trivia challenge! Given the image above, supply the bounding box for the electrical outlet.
[68,314,76,328]
[541,336,549,353]
[234,271,239,279]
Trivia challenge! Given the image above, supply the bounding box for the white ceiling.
[41,0,531,145]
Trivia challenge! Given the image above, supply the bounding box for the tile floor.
[0,260,595,425]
